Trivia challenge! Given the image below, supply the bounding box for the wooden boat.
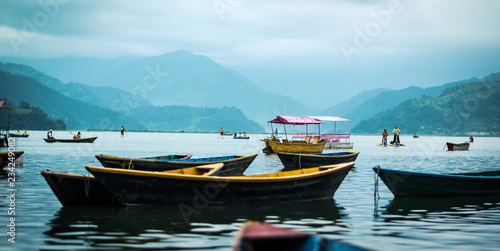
[373,166,500,197]
[85,162,354,205]
[277,151,359,169]
[0,151,24,168]
[8,133,29,138]
[41,170,116,207]
[43,136,98,143]
[233,136,249,139]
[263,137,326,154]
[446,142,469,151]
[41,164,225,207]
[233,222,366,251]
[95,153,256,176]
[263,116,326,154]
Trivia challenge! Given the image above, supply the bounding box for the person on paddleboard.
[393,126,400,146]
[382,129,389,146]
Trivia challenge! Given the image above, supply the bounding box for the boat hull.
[446,142,469,151]
[373,167,500,196]
[8,133,29,138]
[44,137,98,143]
[86,162,354,205]
[0,151,24,168]
[41,171,116,206]
[263,138,326,154]
[277,151,360,169]
[95,154,257,176]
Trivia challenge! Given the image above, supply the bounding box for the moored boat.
[277,151,360,169]
[0,151,24,168]
[85,162,355,205]
[41,170,116,207]
[95,153,257,176]
[41,164,225,207]
[262,116,326,154]
[233,136,249,139]
[446,142,469,151]
[8,133,29,138]
[373,166,500,196]
[43,136,98,143]
[233,222,367,251]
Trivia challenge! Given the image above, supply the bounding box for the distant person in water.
[220,127,224,135]
[121,126,125,137]
[382,129,389,145]
[393,126,400,145]
[469,135,474,142]
[275,128,278,135]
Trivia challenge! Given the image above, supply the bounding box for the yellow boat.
[85,162,355,205]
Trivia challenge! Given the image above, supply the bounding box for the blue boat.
[96,154,257,176]
[277,151,359,169]
[233,222,367,251]
[233,136,249,139]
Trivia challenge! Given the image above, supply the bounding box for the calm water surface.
[1,131,500,250]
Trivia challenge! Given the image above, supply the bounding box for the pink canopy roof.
[268,116,322,125]
[309,116,350,122]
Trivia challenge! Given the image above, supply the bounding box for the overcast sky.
[1,0,500,107]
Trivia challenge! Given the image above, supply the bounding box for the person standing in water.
[121,126,125,137]
[393,126,400,146]
[382,129,389,146]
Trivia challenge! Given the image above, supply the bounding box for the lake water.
[1,131,500,250]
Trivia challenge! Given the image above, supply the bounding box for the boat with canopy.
[291,116,353,149]
[262,116,326,154]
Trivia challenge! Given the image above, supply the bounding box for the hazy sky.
[1,0,500,107]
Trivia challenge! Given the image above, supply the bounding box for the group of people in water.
[381,126,401,146]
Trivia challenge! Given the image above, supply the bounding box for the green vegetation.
[353,82,500,135]
[0,99,66,130]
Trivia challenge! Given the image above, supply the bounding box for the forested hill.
[0,99,66,130]
[353,81,500,135]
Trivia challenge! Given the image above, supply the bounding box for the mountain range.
[2,50,499,135]
[353,80,500,135]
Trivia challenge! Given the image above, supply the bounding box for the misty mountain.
[0,56,141,85]
[0,70,145,130]
[322,77,483,127]
[353,81,500,135]
[0,68,264,132]
[0,62,153,112]
[100,50,312,126]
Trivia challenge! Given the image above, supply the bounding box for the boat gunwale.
[376,168,500,180]
[41,170,96,180]
[87,162,355,183]
[95,153,257,164]
[277,151,360,158]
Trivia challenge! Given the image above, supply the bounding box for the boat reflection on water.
[379,195,500,218]
[373,195,500,244]
[44,198,349,249]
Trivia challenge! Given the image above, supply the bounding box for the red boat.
[446,142,470,151]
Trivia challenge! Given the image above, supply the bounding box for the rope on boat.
[374,165,381,216]
[298,153,302,169]
[374,165,380,200]
[84,175,90,198]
